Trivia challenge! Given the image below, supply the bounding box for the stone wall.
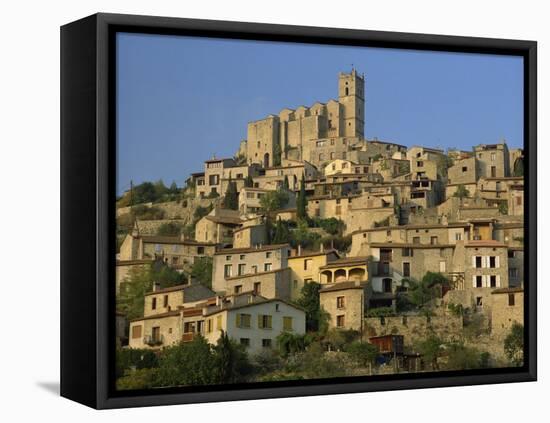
[365,314,464,346]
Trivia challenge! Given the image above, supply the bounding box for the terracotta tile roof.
[203,297,304,317]
[129,310,181,323]
[214,243,290,255]
[319,281,367,293]
[319,256,369,269]
[465,240,508,248]
[140,235,217,246]
[491,287,524,294]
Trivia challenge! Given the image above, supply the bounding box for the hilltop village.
[115,70,525,389]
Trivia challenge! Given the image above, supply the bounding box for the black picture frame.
[60,12,537,409]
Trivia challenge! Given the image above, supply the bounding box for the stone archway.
[264,153,270,168]
[348,267,365,282]
[334,269,347,282]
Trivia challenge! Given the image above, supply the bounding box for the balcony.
[143,335,164,346]
[182,332,197,343]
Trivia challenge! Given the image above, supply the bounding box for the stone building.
[446,156,478,198]
[211,244,291,294]
[232,223,268,249]
[196,157,260,198]
[222,268,292,300]
[490,287,524,339]
[287,248,340,300]
[119,227,217,270]
[115,259,153,294]
[128,282,216,350]
[474,143,510,178]
[195,208,243,245]
[202,294,306,354]
[318,256,369,284]
[246,70,365,167]
[320,281,367,331]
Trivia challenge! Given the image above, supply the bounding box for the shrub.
[346,341,379,368]
[116,368,159,390]
[156,222,183,236]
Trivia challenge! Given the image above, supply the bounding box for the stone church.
[246,69,366,168]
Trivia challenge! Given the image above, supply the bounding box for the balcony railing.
[182,332,197,343]
[143,335,164,346]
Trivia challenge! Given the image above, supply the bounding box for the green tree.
[453,184,470,199]
[155,336,217,387]
[415,334,443,370]
[223,178,239,210]
[259,189,289,214]
[404,272,449,310]
[169,181,178,194]
[212,331,252,384]
[244,175,254,188]
[294,281,330,333]
[272,218,291,244]
[273,141,282,166]
[445,342,483,370]
[498,202,509,215]
[347,341,379,371]
[191,257,213,288]
[156,222,183,236]
[296,173,307,220]
[504,323,524,366]
[116,368,159,390]
[513,157,524,177]
[276,332,310,357]
[283,175,290,190]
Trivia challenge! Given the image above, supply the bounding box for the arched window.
[345,87,349,96]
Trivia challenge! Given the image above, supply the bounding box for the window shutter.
[258,315,263,329]
[495,256,500,268]
[483,275,489,287]
[497,275,501,287]
[481,256,486,268]
[472,275,476,288]
[236,314,241,328]
[472,256,476,268]
[268,315,272,328]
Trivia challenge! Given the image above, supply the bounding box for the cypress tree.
[297,173,307,220]
[223,177,239,210]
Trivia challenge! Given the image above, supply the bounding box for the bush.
[116,368,159,390]
[116,348,159,377]
[444,342,483,371]
[366,307,394,317]
[156,222,183,236]
[504,323,524,366]
[346,341,379,368]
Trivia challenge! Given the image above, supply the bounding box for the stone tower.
[338,68,365,138]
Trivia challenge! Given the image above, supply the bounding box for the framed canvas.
[60,13,537,409]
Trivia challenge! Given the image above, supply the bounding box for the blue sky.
[116,32,523,194]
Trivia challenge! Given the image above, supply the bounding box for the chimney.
[152,282,161,292]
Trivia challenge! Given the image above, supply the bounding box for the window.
[475,256,482,268]
[246,192,255,199]
[266,252,272,258]
[430,236,438,245]
[304,259,312,271]
[509,268,519,278]
[490,275,497,288]
[234,285,242,294]
[163,295,168,307]
[386,230,391,236]
[337,296,345,309]
[254,282,261,294]
[184,322,195,333]
[491,166,496,177]
[508,294,515,306]
[476,275,483,288]
[226,255,232,261]
[131,325,142,339]
[207,319,212,333]
[489,256,497,268]
[151,297,157,310]
[439,261,446,272]
[516,196,522,206]
[208,175,220,185]
[417,161,424,167]
[462,166,468,172]
[336,315,345,328]
[240,254,246,260]
[240,338,250,347]
[403,262,411,277]
[262,339,272,348]
[264,263,272,272]
[412,237,420,244]
[224,264,232,278]
[383,278,392,293]
[238,264,246,275]
[152,327,161,342]
[258,314,272,329]
[402,248,413,257]
[197,246,204,254]
[476,297,483,306]
[283,316,293,331]
[491,152,496,161]
[251,265,258,274]
[455,233,462,241]
[236,313,251,328]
